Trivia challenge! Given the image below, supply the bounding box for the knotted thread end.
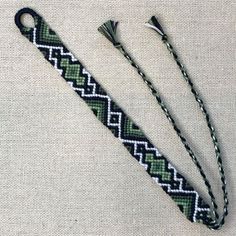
[98,20,120,47]
[145,16,165,37]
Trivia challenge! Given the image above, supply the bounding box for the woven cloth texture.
[0,0,235,235]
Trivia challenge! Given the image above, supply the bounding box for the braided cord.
[98,18,228,229]
[160,34,228,229]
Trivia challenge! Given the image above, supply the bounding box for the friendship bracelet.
[98,17,228,229]
[15,7,224,229]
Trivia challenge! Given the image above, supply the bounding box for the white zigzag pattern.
[67,69,161,170]
[32,26,209,222]
[32,28,77,75]
[153,163,210,222]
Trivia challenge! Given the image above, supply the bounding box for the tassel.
[98,20,121,47]
[145,16,165,37]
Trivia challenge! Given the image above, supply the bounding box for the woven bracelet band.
[15,7,222,229]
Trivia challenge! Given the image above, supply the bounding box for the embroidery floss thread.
[15,7,220,229]
[98,18,228,230]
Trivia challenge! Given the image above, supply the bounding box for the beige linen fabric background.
[0,0,235,235]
